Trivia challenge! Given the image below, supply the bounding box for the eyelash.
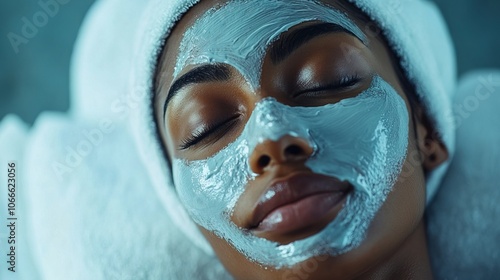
[337,74,361,87]
[294,74,362,97]
[179,75,361,150]
[179,115,241,150]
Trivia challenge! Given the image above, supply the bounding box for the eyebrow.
[269,22,364,64]
[163,63,231,116]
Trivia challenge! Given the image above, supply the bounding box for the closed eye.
[179,114,241,150]
[293,74,361,98]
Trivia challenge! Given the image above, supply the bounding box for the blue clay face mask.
[174,0,367,89]
[171,0,409,269]
[173,77,410,268]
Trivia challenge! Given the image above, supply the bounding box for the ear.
[414,110,449,172]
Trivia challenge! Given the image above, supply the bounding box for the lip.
[249,172,352,235]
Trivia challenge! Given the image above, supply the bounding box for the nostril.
[250,137,313,174]
[284,144,303,157]
[258,155,271,168]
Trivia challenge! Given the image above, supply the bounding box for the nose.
[249,135,314,174]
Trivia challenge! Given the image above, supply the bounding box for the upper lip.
[248,172,352,229]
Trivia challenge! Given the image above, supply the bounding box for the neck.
[361,221,433,280]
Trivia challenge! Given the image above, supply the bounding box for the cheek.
[369,126,427,240]
[393,125,427,216]
[398,137,427,191]
[170,133,252,236]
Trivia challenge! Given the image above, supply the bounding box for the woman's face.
[155,0,444,278]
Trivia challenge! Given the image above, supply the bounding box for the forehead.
[159,0,362,83]
[174,0,366,90]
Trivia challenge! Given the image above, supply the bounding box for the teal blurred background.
[1,0,500,125]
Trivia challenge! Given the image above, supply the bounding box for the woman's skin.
[154,0,449,279]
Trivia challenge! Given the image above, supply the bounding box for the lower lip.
[254,191,348,234]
